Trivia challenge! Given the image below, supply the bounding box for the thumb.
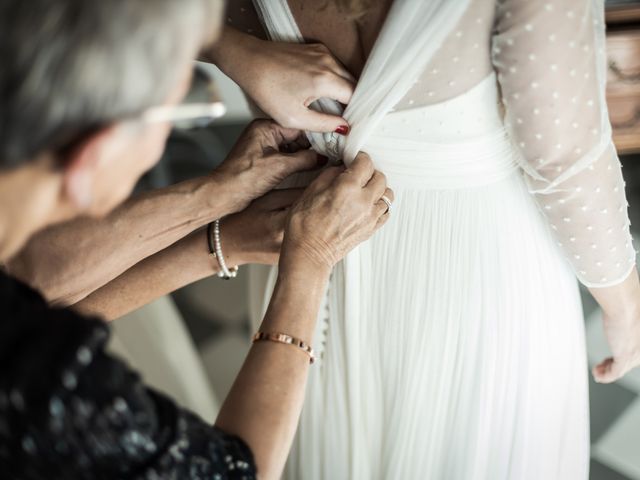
[296,108,351,135]
[593,357,625,383]
[277,149,327,177]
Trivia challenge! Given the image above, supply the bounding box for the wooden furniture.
[606,2,640,154]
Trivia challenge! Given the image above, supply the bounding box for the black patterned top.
[0,271,256,479]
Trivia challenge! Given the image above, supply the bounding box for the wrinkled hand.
[593,313,640,383]
[212,119,324,213]
[211,27,355,133]
[222,188,303,266]
[281,152,393,273]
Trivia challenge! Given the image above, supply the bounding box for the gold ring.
[380,195,392,215]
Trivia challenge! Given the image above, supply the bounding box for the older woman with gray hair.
[0,0,393,479]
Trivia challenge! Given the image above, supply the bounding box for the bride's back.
[228,0,628,288]
[228,0,495,110]
[229,2,633,478]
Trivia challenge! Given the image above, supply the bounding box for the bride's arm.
[492,0,640,382]
[589,268,640,382]
[202,5,355,134]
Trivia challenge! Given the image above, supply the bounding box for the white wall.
[197,62,253,124]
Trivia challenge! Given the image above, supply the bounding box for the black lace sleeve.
[0,273,256,479]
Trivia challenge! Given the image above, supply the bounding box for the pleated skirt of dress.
[282,175,589,480]
[255,77,590,480]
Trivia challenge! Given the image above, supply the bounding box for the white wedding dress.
[233,0,637,478]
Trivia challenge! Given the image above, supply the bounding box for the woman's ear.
[60,125,121,211]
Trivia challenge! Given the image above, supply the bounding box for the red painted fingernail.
[335,125,350,136]
[317,154,329,167]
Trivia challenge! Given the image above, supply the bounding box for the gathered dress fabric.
[244,0,637,478]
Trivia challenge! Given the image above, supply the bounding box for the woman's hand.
[212,119,324,214]
[280,152,393,274]
[215,153,392,480]
[222,188,303,267]
[208,27,355,133]
[590,267,640,383]
[594,313,640,383]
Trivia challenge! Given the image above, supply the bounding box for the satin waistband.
[363,127,519,190]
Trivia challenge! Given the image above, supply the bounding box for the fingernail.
[335,125,350,136]
[317,154,329,167]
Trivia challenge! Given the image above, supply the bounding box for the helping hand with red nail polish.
[335,125,350,136]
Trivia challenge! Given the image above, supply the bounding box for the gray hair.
[0,0,222,166]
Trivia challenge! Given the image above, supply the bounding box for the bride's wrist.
[603,301,640,324]
[589,266,640,321]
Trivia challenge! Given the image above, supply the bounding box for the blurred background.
[111,2,640,478]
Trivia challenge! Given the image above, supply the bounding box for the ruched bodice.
[248,0,635,288]
[366,73,519,189]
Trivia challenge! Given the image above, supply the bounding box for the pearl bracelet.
[207,219,238,280]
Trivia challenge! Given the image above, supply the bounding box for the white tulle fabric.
[253,0,635,287]
[247,0,636,478]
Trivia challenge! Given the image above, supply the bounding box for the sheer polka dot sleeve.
[492,0,636,287]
